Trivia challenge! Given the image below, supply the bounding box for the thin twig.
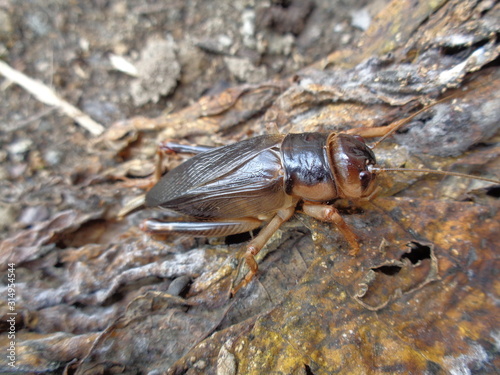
[0,60,105,136]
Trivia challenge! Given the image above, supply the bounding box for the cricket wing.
[146,135,287,219]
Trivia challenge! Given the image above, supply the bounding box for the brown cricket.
[138,97,499,294]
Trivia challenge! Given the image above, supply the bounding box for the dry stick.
[0,60,105,136]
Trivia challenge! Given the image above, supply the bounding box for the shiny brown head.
[327,134,378,199]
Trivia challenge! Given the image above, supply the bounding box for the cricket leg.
[302,202,360,256]
[158,141,214,155]
[140,217,262,237]
[153,142,216,184]
[118,143,217,217]
[231,206,296,295]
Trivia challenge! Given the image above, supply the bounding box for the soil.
[0,0,377,239]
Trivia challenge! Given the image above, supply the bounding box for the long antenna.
[370,167,500,184]
[367,86,500,185]
[370,93,465,149]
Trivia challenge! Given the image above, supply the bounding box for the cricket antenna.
[370,92,466,149]
[369,166,500,184]
[366,87,500,185]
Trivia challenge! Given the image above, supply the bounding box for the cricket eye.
[359,171,373,191]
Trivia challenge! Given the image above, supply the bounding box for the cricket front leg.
[302,202,360,256]
[231,206,296,295]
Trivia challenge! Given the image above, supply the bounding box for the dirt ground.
[0,0,376,238]
[0,0,499,374]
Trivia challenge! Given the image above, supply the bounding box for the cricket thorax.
[281,132,338,202]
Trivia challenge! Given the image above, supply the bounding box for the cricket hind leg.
[118,141,214,216]
[140,217,263,237]
[158,141,214,155]
[115,141,214,191]
[152,141,216,183]
[141,208,296,295]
